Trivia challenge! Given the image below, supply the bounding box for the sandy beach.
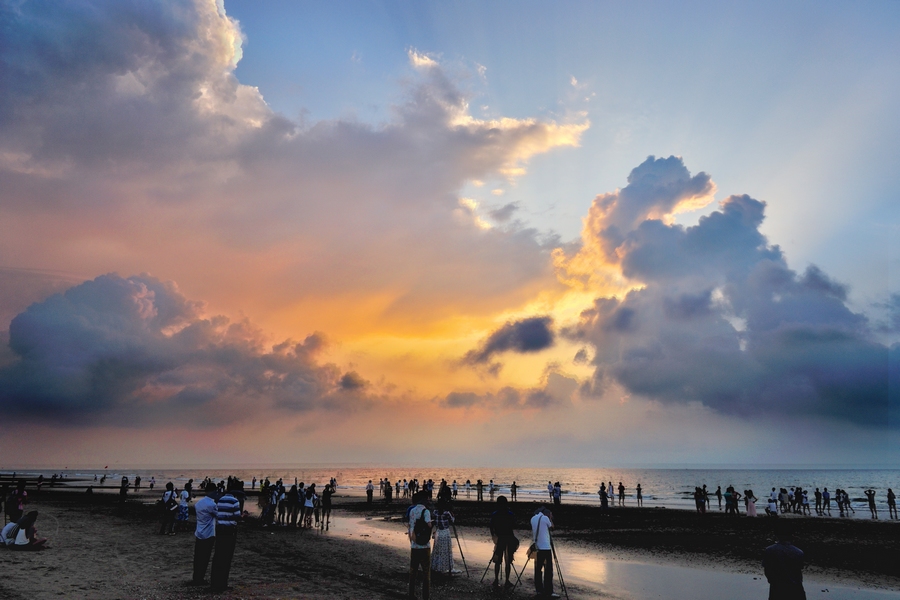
[1,486,898,599]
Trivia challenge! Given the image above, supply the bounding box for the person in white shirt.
[177,486,192,531]
[531,506,558,598]
[191,493,217,585]
[408,491,432,600]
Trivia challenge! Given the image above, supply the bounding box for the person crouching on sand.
[2,511,48,550]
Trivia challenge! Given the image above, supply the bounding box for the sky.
[0,0,898,468]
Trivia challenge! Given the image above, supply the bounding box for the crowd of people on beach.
[1,469,897,599]
[683,483,897,520]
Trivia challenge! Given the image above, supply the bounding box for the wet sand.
[1,488,898,599]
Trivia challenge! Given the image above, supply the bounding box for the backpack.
[412,508,431,545]
[164,492,178,511]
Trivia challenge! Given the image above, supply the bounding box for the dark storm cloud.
[463,316,555,366]
[563,158,899,429]
[0,274,369,425]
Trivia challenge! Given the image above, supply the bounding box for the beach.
[2,486,898,600]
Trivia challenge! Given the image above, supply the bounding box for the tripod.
[549,534,569,600]
[451,524,469,577]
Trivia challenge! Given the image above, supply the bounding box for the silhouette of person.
[763,521,806,600]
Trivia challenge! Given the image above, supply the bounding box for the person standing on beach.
[366,480,374,504]
[191,491,217,586]
[159,482,178,535]
[552,482,562,506]
[321,482,334,526]
[715,486,722,510]
[887,488,897,520]
[510,481,518,502]
[814,488,822,515]
[864,489,878,519]
[617,482,625,506]
[531,506,558,598]
[476,479,484,502]
[210,479,242,593]
[598,483,609,514]
[466,480,471,498]
[431,499,456,576]
[636,483,643,507]
[119,476,129,503]
[548,481,554,501]
[177,485,193,531]
[408,491,433,600]
[489,496,517,589]
[822,488,831,514]
[8,480,27,523]
[763,522,807,600]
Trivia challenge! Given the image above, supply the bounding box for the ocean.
[7,466,898,517]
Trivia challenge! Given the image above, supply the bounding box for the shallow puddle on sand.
[321,513,900,600]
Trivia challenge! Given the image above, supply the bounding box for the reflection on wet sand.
[336,514,900,600]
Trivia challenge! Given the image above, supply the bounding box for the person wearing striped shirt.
[210,481,242,592]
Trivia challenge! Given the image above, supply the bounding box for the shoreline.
[1,488,897,599]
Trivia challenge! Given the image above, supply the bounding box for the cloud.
[0,274,371,426]
[463,316,555,367]
[408,49,439,69]
[0,0,588,337]
[559,160,898,428]
[439,370,578,410]
[489,202,520,223]
[556,156,716,290]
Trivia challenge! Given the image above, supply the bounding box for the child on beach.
[2,511,48,550]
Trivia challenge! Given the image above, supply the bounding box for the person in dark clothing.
[489,496,517,589]
[210,479,243,592]
[763,521,806,600]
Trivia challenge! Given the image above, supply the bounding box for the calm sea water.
[7,466,899,517]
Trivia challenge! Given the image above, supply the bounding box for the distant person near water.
[763,521,806,600]
[598,483,609,514]
[888,488,897,520]
[510,481,518,502]
[864,489,878,519]
[366,480,374,503]
[489,496,517,589]
[408,491,433,600]
[636,483,643,507]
